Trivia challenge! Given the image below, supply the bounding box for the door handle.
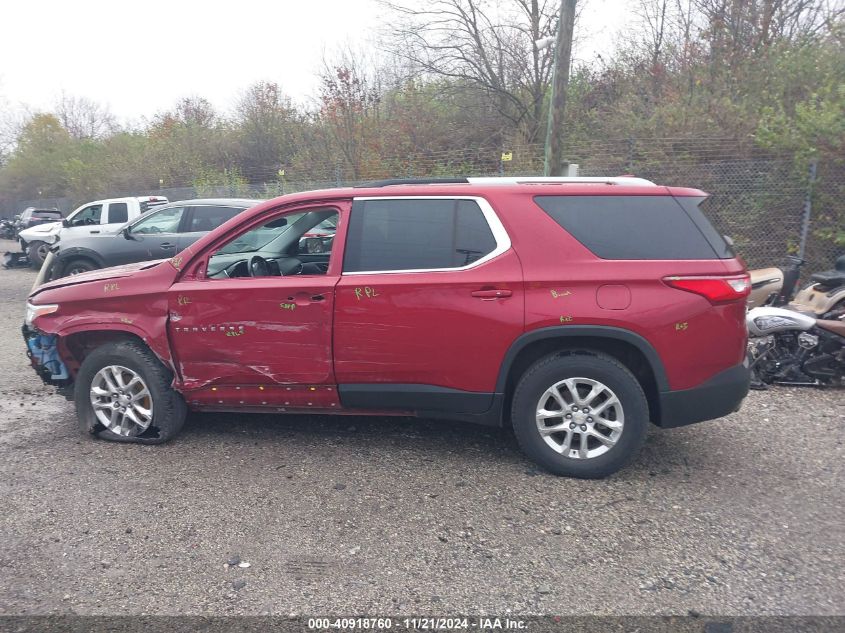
[471,289,512,299]
[90,230,100,234]
[159,242,176,249]
[286,293,326,305]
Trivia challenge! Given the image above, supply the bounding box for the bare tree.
[380,0,559,143]
[694,0,844,67]
[236,81,300,180]
[316,48,384,179]
[54,93,117,140]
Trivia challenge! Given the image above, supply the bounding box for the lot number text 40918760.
[307,618,527,630]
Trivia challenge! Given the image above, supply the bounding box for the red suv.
[23,177,750,478]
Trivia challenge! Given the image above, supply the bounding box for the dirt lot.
[0,243,843,616]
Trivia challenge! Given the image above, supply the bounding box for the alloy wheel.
[535,377,624,459]
[89,365,154,436]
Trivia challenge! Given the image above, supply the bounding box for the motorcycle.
[748,255,804,309]
[790,254,845,321]
[0,218,17,240]
[746,306,845,387]
[749,254,845,320]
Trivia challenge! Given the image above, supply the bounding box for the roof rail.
[466,176,656,186]
[354,177,469,188]
[353,176,655,188]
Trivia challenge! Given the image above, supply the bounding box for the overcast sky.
[0,0,631,124]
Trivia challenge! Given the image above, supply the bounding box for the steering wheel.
[248,255,269,277]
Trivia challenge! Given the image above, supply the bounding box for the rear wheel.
[27,241,50,269]
[511,352,648,478]
[74,340,186,444]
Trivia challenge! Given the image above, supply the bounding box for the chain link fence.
[6,138,843,275]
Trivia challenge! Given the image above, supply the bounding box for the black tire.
[511,352,649,478]
[74,339,186,444]
[27,241,49,269]
[61,258,98,277]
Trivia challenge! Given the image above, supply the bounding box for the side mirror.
[62,219,69,228]
[122,226,138,241]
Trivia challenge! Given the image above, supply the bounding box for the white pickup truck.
[18,196,168,268]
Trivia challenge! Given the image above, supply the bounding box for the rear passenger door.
[176,205,245,252]
[333,196,524,414]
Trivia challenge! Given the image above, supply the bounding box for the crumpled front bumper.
[22,325,70,385]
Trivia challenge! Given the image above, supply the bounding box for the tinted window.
[108,203,128,224]
[534,195,721,260]
[132,206,184,234]
[676,196,735,258]
[344,199,498,272]
[186,206,243,233]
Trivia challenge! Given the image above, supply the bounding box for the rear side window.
[534,195,727,260]
[344,198,499,272]
[108,203,128,224]
[186,206,243,233]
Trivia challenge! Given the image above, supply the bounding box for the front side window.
[68,204,103,227]
[207,208,339,278]
[131,207,185,235]
[343,198,498,273]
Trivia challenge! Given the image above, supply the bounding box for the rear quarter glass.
[533,195,732,260]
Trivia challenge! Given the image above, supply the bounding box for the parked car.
[23,176,750,478]
[15,208,63,234]
[18,196,168,269]
[49,199,262,278]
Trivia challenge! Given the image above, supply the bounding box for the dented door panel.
[167,276,338,393]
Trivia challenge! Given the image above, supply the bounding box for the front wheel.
[61,258,98,277]
[74,339,186,444]
[27,241,50,269]
[511,352,648,478]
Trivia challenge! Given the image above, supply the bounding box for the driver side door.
[166,202,348,409]
[110,206,186,266]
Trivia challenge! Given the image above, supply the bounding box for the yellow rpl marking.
[279,303,297,311]
[177,295,192,306]
[354,287,380,301]
[550,289,572,298]
[559,315,573,323]
[103,282,119,293]
[675,322,689,331]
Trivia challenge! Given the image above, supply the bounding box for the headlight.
[25,302,59,327]
[753,315,800,331]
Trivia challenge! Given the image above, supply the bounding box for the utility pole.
[544,0,577,176]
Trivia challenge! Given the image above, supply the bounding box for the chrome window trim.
[343,196,512,275]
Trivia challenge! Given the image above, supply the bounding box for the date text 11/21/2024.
[307,617,527,630]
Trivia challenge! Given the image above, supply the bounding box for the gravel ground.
[0,243,843,616]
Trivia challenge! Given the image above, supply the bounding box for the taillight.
[663,274,751,304]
